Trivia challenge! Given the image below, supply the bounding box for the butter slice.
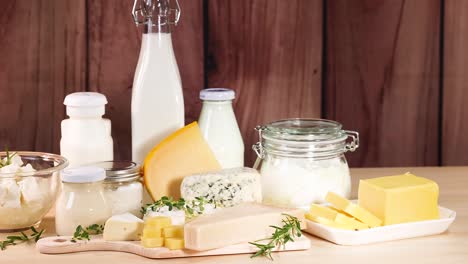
[163,225,184,238]
[184,203,305,251]
[358,174,439,225]
[307,204,368,230]
[326,192,382,227]
[103,213,144,241]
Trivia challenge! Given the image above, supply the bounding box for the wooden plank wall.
[1,0,467,167]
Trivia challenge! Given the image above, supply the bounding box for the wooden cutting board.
[36,235,311,259]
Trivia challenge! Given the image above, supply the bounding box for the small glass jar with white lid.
[55,167,111,236]
[93,161,144,217]
[253,118,359,208]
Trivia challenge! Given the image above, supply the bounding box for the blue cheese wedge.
[181,167,262,207]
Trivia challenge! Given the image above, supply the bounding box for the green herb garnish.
[141,196,215,219]
[249,214,302,260]
[0,226,44,250]
[70,224,104,243]
[0,147,16,168]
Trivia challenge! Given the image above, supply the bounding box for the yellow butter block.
[142,228,162,238]
[326,192,382,227]
[358,174,439,225]
[306,213,355,230]
[164,238,185,250]
[141,237,164,248]
[145,216,172,229]
[163,225,184,238]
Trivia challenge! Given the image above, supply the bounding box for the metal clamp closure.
[344,130,359,152]
[252,126,266,159]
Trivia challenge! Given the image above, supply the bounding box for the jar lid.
[62,167,106,183]
[254,118,359,158]
[200,88,235,101]
[64,92,108,117]
[91,161,141,183]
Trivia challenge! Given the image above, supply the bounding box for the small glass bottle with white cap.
[55,167,112,236]
[60,92,114,168]
[198,88,244,168]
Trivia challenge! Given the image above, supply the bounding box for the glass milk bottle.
[60,92,113,168]
[131,0,184,164]
[198,88,244,168]
[55,167,112,236]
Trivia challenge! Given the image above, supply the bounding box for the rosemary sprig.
[70,224,104,243]
[141,196,214,219]
[0,226,45,250]
[249,214,302,260]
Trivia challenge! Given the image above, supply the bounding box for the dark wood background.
[0,0,466,168]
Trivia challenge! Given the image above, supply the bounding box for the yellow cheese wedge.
[144,122,221,199]
[358,174,439,225]
[326,192,382,227]
[141,237,164,248]
[163,225,184,238]
[164,238,185,250]
[307,205,368,230]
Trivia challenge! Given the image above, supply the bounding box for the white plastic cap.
[61,167,106,183]
[200,88,235,101]
[64,92,108,117]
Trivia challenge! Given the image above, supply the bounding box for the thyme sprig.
[0,226,44,250]
[70,224,104,243]
[141,196,215,218]
[0,148,16,168]
[249,214,302,260]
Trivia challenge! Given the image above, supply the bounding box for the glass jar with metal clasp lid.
[92,161,144,217]
[252,118,359,208]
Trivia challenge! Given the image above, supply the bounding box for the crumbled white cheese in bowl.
[0,151,68,232]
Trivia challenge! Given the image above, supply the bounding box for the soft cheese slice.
[103,213,144,241]
[184,203,305,251]
[358,174,439,225]
[144,122,221,199]
[326,192,382,227]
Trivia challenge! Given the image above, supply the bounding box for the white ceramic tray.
[303,206,456,245]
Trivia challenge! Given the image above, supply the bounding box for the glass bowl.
[0,151,68,232]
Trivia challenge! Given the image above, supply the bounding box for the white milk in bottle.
[198,88,245,168]
[60,92,114,168]
[131,0,184,163]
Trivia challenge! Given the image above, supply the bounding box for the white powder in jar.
[260,155,351,208]
[104,181,143,217]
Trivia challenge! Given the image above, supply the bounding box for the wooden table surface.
[1,167,467,263]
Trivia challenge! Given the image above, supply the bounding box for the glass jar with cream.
[253,118,359,208]
[55,167,111,236]
[92,161,144,217]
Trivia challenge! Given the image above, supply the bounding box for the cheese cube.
[163,225,184,238]
[141,237,164,248]
[164,238,185,250]
[184,203,305,251]
[326,192,382,227]
[145,216,172,229]
[103,213,144,241]
[358,174,439,225]
[143,228,162,238]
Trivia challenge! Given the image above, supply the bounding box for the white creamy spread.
[0,154,52,229]
[104,181,143,217]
